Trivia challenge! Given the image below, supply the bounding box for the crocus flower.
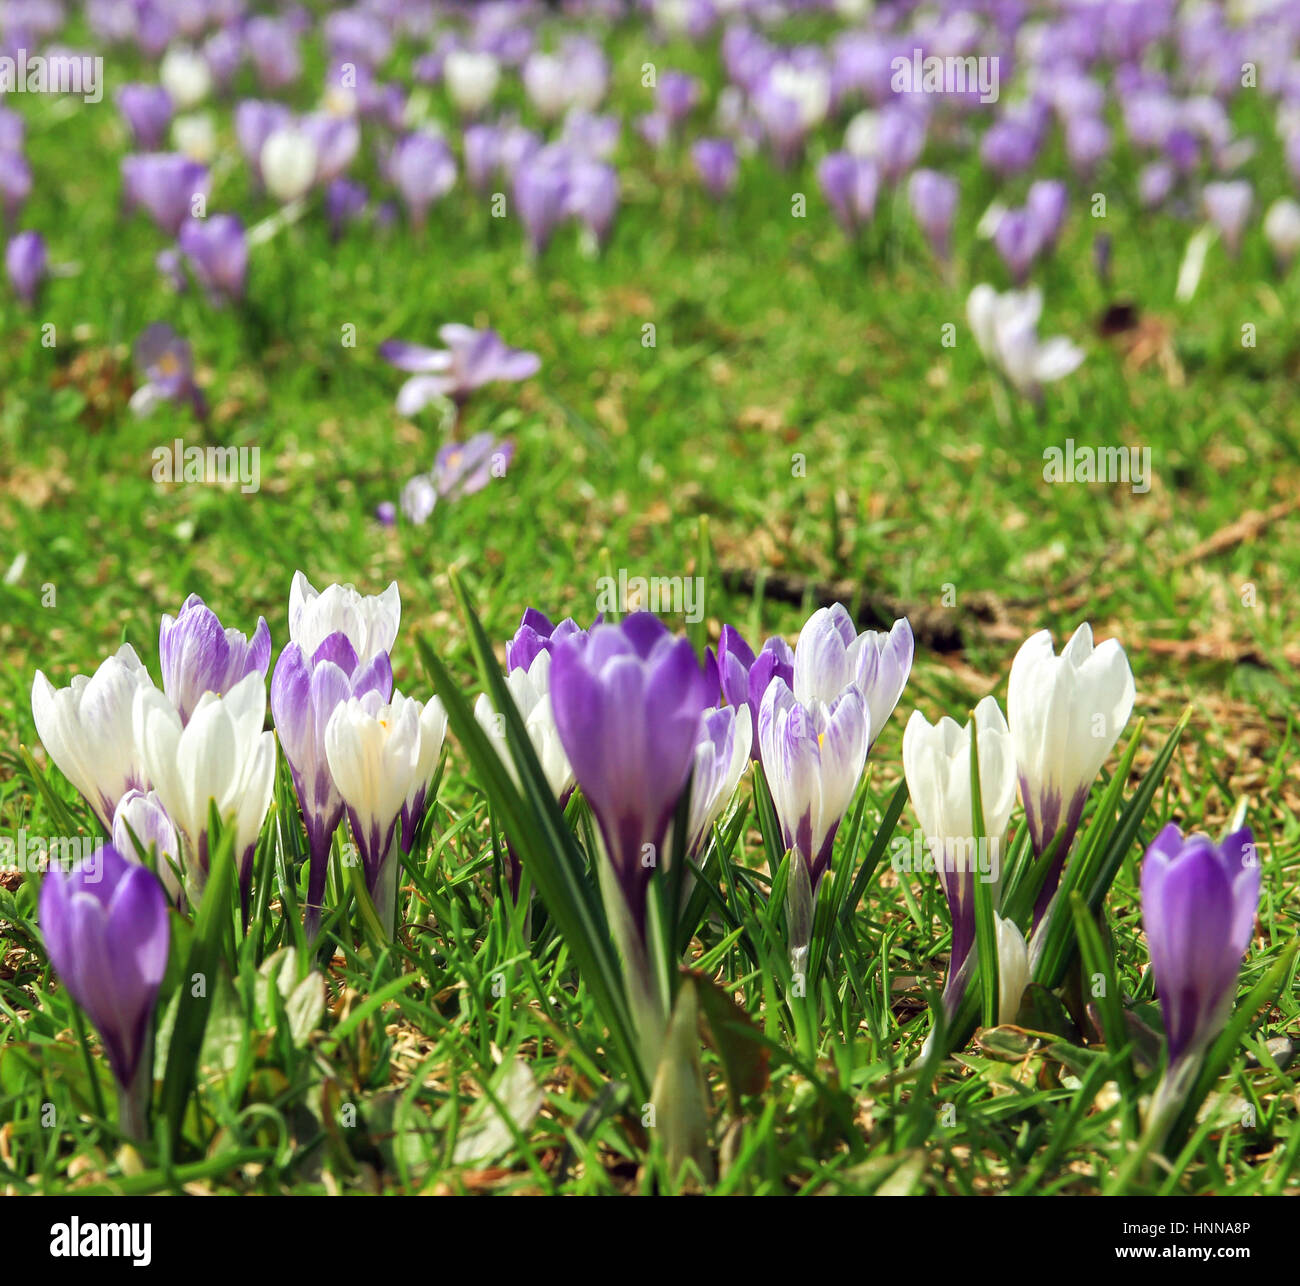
[389,131,457,229]
[817,151,879,236]
[1141,823,1259,1066]
[966,284,1085,398]
[691,138,738,198]
[1025,179,1068,251]
[159,593,270,725]
[235,99,293,185]
[121,153,210,236]
[324,177,368,239]
[1007,623,1135,921]
[0,150,31,219]
[400,433,515,524]
[39,844,169,1138]
[757,678,869,895]
[245,16,301,91]
[287,571,400,665]
[792,606,913,751]
[260,126,318,203]
[549,614,713,939]
[475,649,574,801]
[117,83,174,149]
[1263,198,1300,268]
[6,229,45,305]
[993,209,1041,284]
[513,146,572,255]
[565,157,619,249]
[272,634,393,934]
[380,325,540,413]
[716,624,793,761]
[128,322,206,419]
[507,608,592,674]
[324,690,446,934]
[902,697,1017,1003]
[1203,180,1253,256]
[159,45,212,108]
[113,788,183,905]
[32,645,157,830]
[444,49,501,115]
[996,915,1030,1025]
[682,705,751,856]
[657,70,701,128]
[178,214,247,303]
[908,169,958,262]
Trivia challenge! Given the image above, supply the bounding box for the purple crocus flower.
[300,112,360,185]
[39,844,169,1138]
[159,593,271,726]
[129,322,206,420]
[564,157,619,248]
[0,150,32,219]
[657,70,701,128]
[399,433,515,524]
[271,632,393,936]
[692,138,738,198]
[507,608,593,674]
[994,208,1041,284]
[818,151,879,237]
[380,324,540,413]
[389,131,456,230]
[178,214,247,302]
[1065,115,1111,178]
[549,614,713,937]
[121,153,210,237]
[464,122,502,191]
[1141,824,1259,1066]
[1026,179,1068,251]
[513,147,571,256]
[716,624,793,762]
[117,84,173,150]
[324,177,368,242]
[6,229,46,305]
[234,100,293,185]
[908,168,958,262]
[1138,161,1176,209]
[246,14,301,90]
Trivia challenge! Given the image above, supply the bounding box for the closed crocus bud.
[260,126,318,203]
[117,83,173,149]
[444,49,501,115]
[159,593,270,725]
[691,137,738,198]
[159,45,212,109]
[995,914,1030,1025]
[401,695,449,853]
[1141,823,1259,1066]
[792,604,913,750]
[817,151,879,236]
[113,788,183,905]
[178,214,248,302]
[1202,180,1253,256]
[758,678,869,893]
[475,649,574,800]
[133,672,276,916]
[549,614,714,940]
[902,697,1017,995]
[1008,623,1135,919]
[39,844,169,1137]
[288,570,400,665]
[908,168,958,262]
[1263,198,1300,268]
[523,51,569,119]
[32,645,157,830]
[172,112,217,163]
[6,229,46,306]
[389,130,457,229]
[683,704,751,857]
[235,99,293,184]
[993,208,1041,284]
[121,153,210,237]
[271,632,392,933]
[506,607,591,675]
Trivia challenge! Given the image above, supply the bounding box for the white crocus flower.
[1008,622,1135,868]
[523,53,569,119]
[444,50,501,115]
[967,283,1085,397]
[768,63,830,130]
[474,651,574,800]
[1263,197,1300,266]
[260,127,318,203]
[288,570,400,664]
[32,645,157,829]
[792,604,913,748]
[684,704,751,856]
[159,45,212,109]
[902,696,1017,989]
[133,672,275,899]
[172,112,217,163]
[325,690,443,934]
[113,788,184,904]
[995,914,1030,1024]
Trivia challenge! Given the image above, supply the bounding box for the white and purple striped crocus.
[902,697,1018,1008]
[159,593,270,725]
[324,690,447,936]
[39,844,170,1139]
[683,705,751,857]
[549,614,714,939]
[113,788,183,907]
[1141,823,1259,1068]
[792,605,913,750]
[1008,623,1135,923]
[272,633,393,935]
[32,645,157,830]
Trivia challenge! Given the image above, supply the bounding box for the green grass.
[0,12,1298,1195]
